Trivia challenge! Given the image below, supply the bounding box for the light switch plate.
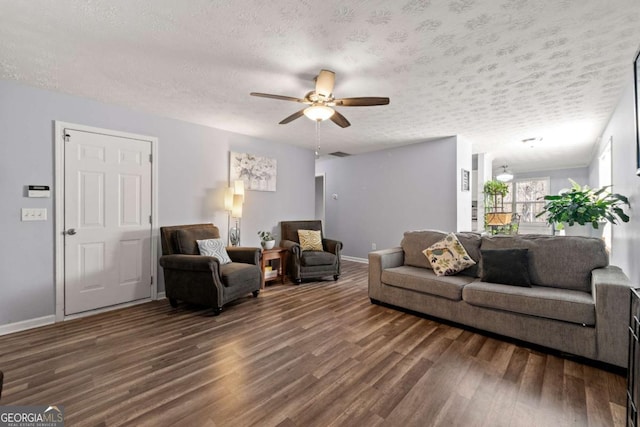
[21,208,47,221]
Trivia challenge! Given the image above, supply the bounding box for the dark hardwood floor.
[0,261,626,426]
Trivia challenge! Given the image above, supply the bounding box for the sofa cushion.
[481,248,531,287]
[423,233,476,276]
[462,281,595,325]
[402,230,447,269]
[197,238,232,264]
[219,263,260,288]
[301,251,336,266]
[401,231,481,277]
[480,235,608,292]
[176,228,219,255]
[455,232,482,277]
[382,266,476,301]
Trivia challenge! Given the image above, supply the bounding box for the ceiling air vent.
[329,151,351,157]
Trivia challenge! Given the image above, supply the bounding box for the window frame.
[503,176,551,227]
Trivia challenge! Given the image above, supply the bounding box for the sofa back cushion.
[480,235,608,292]
[401,230,481,277]
[454,232,482,277]
[175,227,220,255]
[160,224,220,255]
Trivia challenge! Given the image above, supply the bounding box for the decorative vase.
[262,240,275,250]
[562,222,606,239]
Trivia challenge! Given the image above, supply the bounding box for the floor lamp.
[230,194,243,246]
[226,180,244,246]
[224,187,234,245]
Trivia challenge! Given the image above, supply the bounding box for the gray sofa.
[368,230,632,368]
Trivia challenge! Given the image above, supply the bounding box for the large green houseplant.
[536,179,630,233]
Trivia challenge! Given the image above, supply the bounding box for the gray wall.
[0,79,315,327]
[589,78,640,286]
[315,137,466,259]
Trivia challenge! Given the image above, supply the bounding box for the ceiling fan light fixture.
[496,165,514,182]
[304,105,335,121]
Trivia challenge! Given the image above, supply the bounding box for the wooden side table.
[260,247,287,289]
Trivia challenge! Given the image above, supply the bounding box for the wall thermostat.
[28,185,51,198]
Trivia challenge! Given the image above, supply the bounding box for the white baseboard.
[0,315,55,336]
[342,255,368,264]
[1,294,168,336]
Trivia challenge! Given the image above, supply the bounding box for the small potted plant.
[257,230,276,250]
[536,179,630,237]
[483,179,512,226]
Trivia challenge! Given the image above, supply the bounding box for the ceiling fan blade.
[315,69,335,99]
[279,109,306,125]
[334,97,390,106]
[250,92,306,103]
[330,110,351,128]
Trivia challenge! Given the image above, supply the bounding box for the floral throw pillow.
[297,230,323,251]
[422,233,476,276]
[197,238,232,264]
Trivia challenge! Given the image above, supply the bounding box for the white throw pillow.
[422,233,476,276]
[197,238,232,264]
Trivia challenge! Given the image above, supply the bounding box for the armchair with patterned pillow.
[280,220,343,284]
[159,223,261,315]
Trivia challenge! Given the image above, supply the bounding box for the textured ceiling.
[2,0,640,173]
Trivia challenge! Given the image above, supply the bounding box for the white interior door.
[64,129,152,315]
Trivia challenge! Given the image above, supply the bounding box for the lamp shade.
[234,180,245,200]
[304,105,335,121]
[224,187,234,211]
[231,194,243,218]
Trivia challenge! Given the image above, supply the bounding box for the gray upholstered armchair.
[159,224,261,315]
[280,220,342,284]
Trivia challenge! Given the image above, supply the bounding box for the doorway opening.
[315,174,325,229]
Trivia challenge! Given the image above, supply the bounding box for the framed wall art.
[230,152,277,191]
[461,169,470,192]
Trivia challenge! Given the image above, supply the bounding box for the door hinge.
[149,215,152,224]
[149,153,152,163]
[64,133,70,142]
[150,276,154,285]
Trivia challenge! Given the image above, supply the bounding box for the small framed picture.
[461,169,470,192]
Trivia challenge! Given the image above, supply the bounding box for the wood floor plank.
[0,260,626,426]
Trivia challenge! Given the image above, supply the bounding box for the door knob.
[66,228,76,235]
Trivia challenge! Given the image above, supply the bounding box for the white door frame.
[54,121,159,321]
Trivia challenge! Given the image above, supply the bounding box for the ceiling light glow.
[304,105,335,121]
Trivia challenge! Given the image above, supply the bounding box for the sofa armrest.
[159,254,220,272]
[159,254,223,307]
[368,247,404,301]
[323,238,343,255]
[227,246,261,265]
[280,239,301,256]
[592,265,632,367]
